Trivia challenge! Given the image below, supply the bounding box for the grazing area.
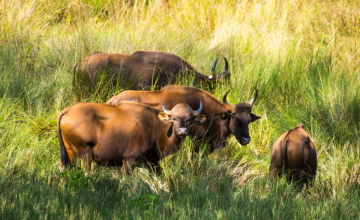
[1,0,360,219]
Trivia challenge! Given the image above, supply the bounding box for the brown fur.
[107,85,261,151]
[57,101,206,174]
[75,51,229,90]
[269,123,317,185]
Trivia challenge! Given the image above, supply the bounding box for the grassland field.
[1,0,360,219]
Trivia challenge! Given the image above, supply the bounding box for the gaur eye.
[235,119,242,125]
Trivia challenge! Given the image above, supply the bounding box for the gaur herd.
[58,51,317,185]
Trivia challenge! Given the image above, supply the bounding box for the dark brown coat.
[269,123,317,184]
[57,101,206,174]
[74,51,230,90]
[107,85,261,151]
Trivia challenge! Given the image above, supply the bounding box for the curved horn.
[162,103,171,115]
[222,90,232,111]
[249,90,258,106]
[223,57,229,73]
[223,90,230,104]
[210,58,219,80]
[211,58,219,72]
[216,57,229,81]
[193,101,203,116]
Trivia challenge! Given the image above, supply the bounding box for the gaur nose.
[178,128,188,135]
[242,137,251,144]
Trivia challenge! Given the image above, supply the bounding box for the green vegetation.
[1,0,360,219]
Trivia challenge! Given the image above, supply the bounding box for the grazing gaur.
[107,85,261,151]
[74,51,230,91]
[57,101,206,174]
[269,123,317,185]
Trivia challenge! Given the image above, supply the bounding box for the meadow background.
[1,0,360,219]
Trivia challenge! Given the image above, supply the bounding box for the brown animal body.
[269,123,317,184]
[74,51,230,90]
[107,85,261,151]
[57,101,206,174]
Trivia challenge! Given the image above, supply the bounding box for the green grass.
[1,0,360,219]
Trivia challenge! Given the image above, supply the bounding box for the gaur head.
[158,102,207,138]
[214,90,261,145]
[199,57,231,85]
[209,57,231,82]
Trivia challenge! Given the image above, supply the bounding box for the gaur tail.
[280,141,288,174]
[73,61,81,101]
[57,107,72,168]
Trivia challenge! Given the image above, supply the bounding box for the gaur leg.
[121,153,137,175]
[121,159,132,175]
[269,155,283,181]
[142,159,162,175]
[74,146,93,173]
[83,152,93,173]
[210,132,227,152]
[298,170,314,187]
[154,161,162,175]
[121,142,154,175]
[268,165,278,180]
[303,163,316,187]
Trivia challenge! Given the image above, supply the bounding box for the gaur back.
[269,123,317,185]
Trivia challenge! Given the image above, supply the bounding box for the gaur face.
[158,102,207,138]
[228,103,260,145]
[215,91,261,146]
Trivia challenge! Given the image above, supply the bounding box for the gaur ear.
[110,98,119,105]
[158,112,171,122]
[193,114,207,125]
[214,112,229,121]
[250,113,261,122]
[199,76,206,83]
[167,123,173,138]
